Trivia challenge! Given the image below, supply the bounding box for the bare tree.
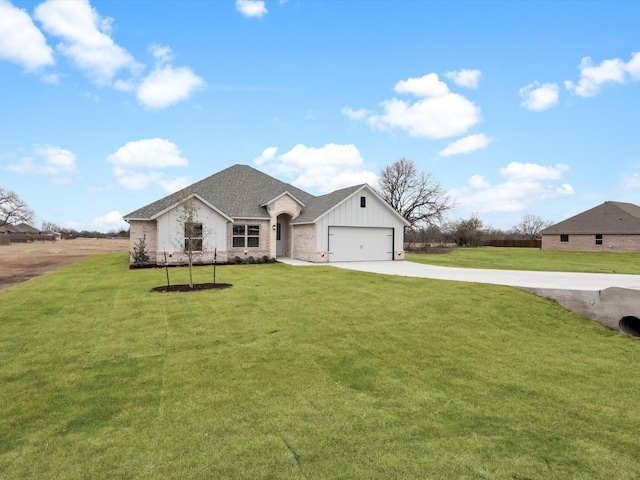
[514,214,552,240]
[41,220,60,232]
[445,213,484,247]
[174,196,206,288]
[0,187,34,227]
[376,158,453,228]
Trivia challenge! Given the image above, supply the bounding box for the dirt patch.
[0,238,129,293]
[150,283,233,293]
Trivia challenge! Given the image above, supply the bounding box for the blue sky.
[1,0,639,232]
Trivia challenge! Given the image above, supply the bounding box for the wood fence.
[483,240,541,248]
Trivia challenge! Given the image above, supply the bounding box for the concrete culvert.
[619,316,640,338]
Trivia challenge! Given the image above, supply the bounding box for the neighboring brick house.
[124,164,410,265]
[541,201,640,252]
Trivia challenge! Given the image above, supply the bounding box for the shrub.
[130,235,150,267]
[247,256,256,264]
[234,256,242,264]
[262,255,270,263]
[256,256,264,264]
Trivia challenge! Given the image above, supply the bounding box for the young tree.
[130,235,151,267]
[514,214,552,240]
[0,187,34,227]
[174,196,206,288]
[376,158,453,228]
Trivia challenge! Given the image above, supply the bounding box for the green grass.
[408,247,640,274]
[2,254,640,479]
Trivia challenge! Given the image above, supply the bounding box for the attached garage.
[328,226,394,262]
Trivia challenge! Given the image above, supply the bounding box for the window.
[184,222,203,251]
[595,234,603,245]
[232,224,260,248]
[560,234,569,243]
[232,225,245,247]
[360,196,366,208]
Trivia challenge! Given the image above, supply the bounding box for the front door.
[276,222,284,256]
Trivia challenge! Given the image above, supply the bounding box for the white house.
[123,164,410,265]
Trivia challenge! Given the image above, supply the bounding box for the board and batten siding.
[315,190,405,254]
[155,198,228,254]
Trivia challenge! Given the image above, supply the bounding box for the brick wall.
[542,234,640,252]
[292,224,328,262]
[226,219,271,261]
[128,220,158,263]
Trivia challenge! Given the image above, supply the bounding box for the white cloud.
[254,146,278,165]
[107,138,188,191]
[449,162,573,214]
[107,138,188,168]
[439,133,492,157]
[394,73,449,97]
[341,107,371,120]
[0,0,54,71]
[627,52,640,80]
[34,0,137,84]
[444,69,481,89]
[136,65,205,109]
[6,145,76,177]
[368,94,481,139]
[564,53,640,97]
[499,162,568,181]
[519,81,560,111]
[351,73,481,139]
[236,0,267,17]
[254,143,378,193]
[91,210,128,232]
[150,44,173,65]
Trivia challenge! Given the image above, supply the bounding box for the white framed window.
[233,224,260,248]
[184,222,203,251]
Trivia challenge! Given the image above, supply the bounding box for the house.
[123,164,410,265]
[541,201,640,252]
[0,223,43,243]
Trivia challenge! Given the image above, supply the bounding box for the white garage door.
[328,226,393,262]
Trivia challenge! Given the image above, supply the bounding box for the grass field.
[408,247,640,274]
[2,254,640,479]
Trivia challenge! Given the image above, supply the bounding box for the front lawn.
[1,255,640,479]
[407,247,640,274]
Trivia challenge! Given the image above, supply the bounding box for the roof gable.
[124,164,315,221]
[292,184,411,226]
[541,201,640,235]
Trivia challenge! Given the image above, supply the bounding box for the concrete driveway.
[285,259,640,291]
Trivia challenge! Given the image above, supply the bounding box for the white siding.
[156,198,228,254]
[315,188,406,255]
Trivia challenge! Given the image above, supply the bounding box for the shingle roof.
[124,164,316,220]
[292,184,364,224]
[541,201,640,235]
[0,223,39,234]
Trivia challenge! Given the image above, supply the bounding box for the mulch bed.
[150,283,233,293]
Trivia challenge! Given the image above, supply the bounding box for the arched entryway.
[276,213,292,257]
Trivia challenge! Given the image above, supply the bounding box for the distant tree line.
[404,213,552,250]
